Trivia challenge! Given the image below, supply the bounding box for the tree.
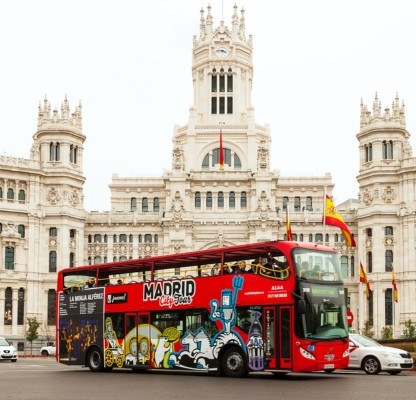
[361,320,374,338]
[402,320,416,339]
[26,317,41,356]
[380,325,393,340]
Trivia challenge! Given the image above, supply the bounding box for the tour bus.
[56,241,350,377]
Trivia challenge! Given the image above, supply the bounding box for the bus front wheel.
[221,347,247,378]
[87,348,104,372]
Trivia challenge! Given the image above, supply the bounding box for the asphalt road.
[0,358,414,400]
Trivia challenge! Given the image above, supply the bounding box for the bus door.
[124,312,151,368]
[264,306,292,370]
[137,313,151,367]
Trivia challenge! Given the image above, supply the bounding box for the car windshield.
[351,335,381,347]
[0,337,11,346]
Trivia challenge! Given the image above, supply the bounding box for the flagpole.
[323,186,327,244]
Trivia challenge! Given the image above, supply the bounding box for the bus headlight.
[300,347,315,360]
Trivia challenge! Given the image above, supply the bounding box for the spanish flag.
[323,195,356,247]
[286,208,293,241]
[219,128,224,170]
[359,262,371,300]
[392,267,398,303]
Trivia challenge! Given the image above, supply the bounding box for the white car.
[348,333,414,375]
[40,342,56,356]
[0,337,17,362]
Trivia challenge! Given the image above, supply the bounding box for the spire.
[199,7,206,41]
[37,96,83,130]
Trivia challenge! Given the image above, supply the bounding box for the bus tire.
[221,347,247,378]
[87,347,104,372]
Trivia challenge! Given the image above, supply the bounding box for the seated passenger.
[311,265,323,279]
[249,257,263,274]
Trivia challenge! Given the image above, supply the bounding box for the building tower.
[356,93,416,335]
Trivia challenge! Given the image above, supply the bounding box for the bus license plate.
[324,364,334,369]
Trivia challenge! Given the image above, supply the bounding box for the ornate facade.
[0,5,414,349]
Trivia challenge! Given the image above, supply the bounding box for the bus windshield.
[293,248,342,281]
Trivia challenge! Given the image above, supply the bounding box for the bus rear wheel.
[87,348,104,372]
[221,347,247,378]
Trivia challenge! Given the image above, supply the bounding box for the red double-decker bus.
[56,241,349,377]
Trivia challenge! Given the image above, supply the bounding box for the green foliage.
[402,320,416,339]
[26,317,41,355]
[361,320,374,338]
[380,325,393,340]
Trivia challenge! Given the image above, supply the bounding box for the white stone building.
[0,5,414,350]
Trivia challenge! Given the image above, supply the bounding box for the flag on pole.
[219,128,224,170]
[359,262,371,300]
[392,267,398,303]
[286,208,293,241]
[323,195,356,247]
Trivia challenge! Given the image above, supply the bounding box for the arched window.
[385,226,393,235]
[47,289,56,325]
[241,191,247,208]
[294,196,301,212]
[4,287,12,325]
[49,227,57,237]
[113,234,117,243]
[131,197,137,211]
[195,192,201,208]
[365,143,373,162]
[18,189,25,202]
[154,234,158,243]
[119,234,127,243]
[50,142,55,161]
[138,234,142,243]
[94,256,102,264]
[153,197,160,212]
[385,250,393,271]
[202,154,209,169]
[299,234,304,242]
[341,256,348,278]
[144,234,152,243]
[292,233,298,241]
[88,235,92,243]
[18,288,24,325]
[229,191,235,208]
[142,197,148,212]
[211,68,217,92]
[55,142,60,161]
[367,251,373,273]
[18,224,25,238]
[49,251,57,272]
[385,289,393,325]
[0,187,3,198]
[5,247,14,270]
[382,140,393,160]
[325,233,329,243]
[350,256,355,278]
[104,234,108,243]
[227,68,233,92]
[218,191,224,208]
[129,234,133,243]
[308,233,313,242]
[206,192,212,208]
[94,234,102,243]
[282,197,289,211]
[69,252,75,267]
[7,188,14,200]
[306,196,313,211]
[315,233,323,242]
[70,229,76,238]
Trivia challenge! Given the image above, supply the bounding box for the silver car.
[0,337,17,362]
[348,334,413,375]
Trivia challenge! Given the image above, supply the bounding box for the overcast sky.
[1,0,416,211]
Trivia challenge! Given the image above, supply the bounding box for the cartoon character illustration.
[153,327,180,368]
[138,337,150,364]
[104,317,124,368]
[246,311,264,370]
[169,275,245,371]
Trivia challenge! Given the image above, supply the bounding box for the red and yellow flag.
[286,208,293,241]
[219,128,224,170]
[359,262,371,300]
[392,267,398,303]
[323,195,356,247]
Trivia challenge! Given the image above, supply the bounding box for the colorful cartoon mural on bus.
[104,275,265,371]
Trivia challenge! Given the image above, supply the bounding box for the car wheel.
[41,350,49,356]
[221,347,247,378]
[87,347,104,372]
[362,355,381,375]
